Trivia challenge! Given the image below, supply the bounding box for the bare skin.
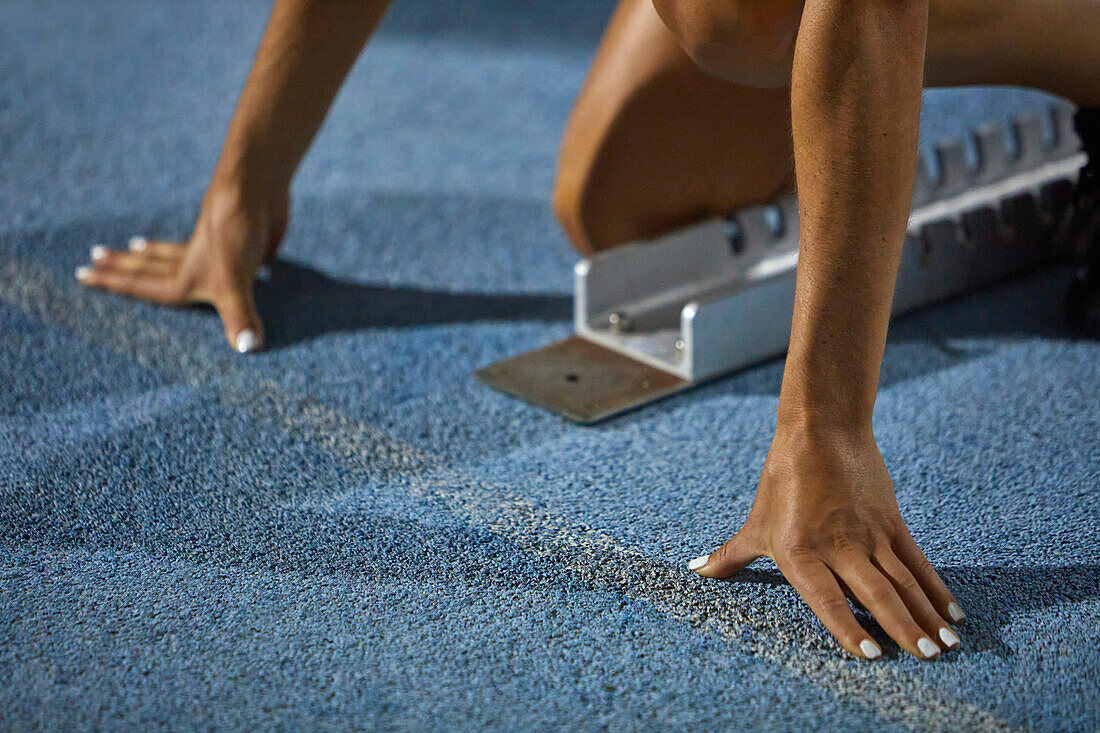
[79,0,392,352]
[75,0,1100,660]
[686,0,943,662]
[552,2,795,255]
[559,0,1100,253]
[638,0,1099,661]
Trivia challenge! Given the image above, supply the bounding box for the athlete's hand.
[690,422,965,660]
[77,184,287,353]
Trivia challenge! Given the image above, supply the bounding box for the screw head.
[608,311,632,333]
[725,219,745,255]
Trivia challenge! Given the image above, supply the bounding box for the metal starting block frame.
[478,106,1086,423]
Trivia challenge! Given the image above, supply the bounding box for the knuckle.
[777,527,828,560]
[817,594,852,616]
[909,553,936,578]
[895,573,923,596]
[866,581,896,606]
[777,542,818,565]
[829,528,868,558]
[886,514,908,534]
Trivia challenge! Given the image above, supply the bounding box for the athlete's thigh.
[556,0,795,252]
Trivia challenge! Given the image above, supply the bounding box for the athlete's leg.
[653,0,1100,101]
[651,0,1100,330]
[557,0,1100,254]
[553,0,794,254]
[924,0,1100,106]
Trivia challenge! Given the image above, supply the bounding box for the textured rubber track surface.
[1,1,1097,730]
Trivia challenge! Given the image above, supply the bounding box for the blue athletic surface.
[2,1,1098,730]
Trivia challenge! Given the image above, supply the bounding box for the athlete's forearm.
[211,0,391,197]
[778,0,929,431]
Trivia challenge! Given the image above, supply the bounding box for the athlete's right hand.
[689,420,964,661]
[77,184,287,354]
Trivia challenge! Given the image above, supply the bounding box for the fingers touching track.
[780,556,885,660]
[77,237,265,354]
[687,520,965,661]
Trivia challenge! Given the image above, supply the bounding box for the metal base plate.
[476,336,689,424]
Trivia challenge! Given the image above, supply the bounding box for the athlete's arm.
[693,0,965,660]
[79,0,391,352]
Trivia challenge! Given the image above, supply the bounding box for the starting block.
[478,106,1086,423]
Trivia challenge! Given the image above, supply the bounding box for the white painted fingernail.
[939,627,960,648]
[90,245,108,260]
[948,602,965,623]
[75,266,92,280]
[860,639,882,660]
[235,329,260,354]
[688,555,709,572]
[917,637,941,658]
[128,236,147,252]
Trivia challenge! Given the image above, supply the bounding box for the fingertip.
[75,266,92,281]
[235,329,262,354]
[129,236,148,252]
[90,245,108,261]
[948,601,966,623]
[688,554,710,573]
[859,639,882,660]
[938,627,960,649]
[215,283,264,355]
[917,637,941,659]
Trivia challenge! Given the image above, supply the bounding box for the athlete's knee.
[551,163,592,254]
[651,0,802,88]
[552,139,632,255]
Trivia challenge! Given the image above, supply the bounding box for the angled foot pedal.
[478,106,1086,423]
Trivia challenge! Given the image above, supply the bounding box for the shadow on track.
[254,260,571,349]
